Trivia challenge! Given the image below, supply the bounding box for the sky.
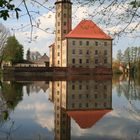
[0,0,140,59]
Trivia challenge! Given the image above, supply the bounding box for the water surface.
[0,75,140,140]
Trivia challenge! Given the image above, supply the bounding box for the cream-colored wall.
[49,47,53,67]
[67,38,112,68]
[54,2,72,67]
[62,40,67,67]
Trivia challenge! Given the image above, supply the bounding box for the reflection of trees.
[114,76,140,140]
[116,78,140,101]
[1,82,23,109]
[0,81,23,140]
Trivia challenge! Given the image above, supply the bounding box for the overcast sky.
[0,0,140,58]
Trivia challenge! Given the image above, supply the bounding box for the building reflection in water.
[49,76,112,140]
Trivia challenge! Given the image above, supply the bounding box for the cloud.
[15,11,55,57]
[18,101,54,131]
[5,0,139,59]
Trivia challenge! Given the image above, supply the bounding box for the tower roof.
[67,110,111,129]
[65,20,112,40]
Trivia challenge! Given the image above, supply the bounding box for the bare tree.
[0,23,10,67]
[0,0,140,40]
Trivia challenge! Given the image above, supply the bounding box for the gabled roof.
[33,53,49,64]
[65,20,112,40]
[67,110,111,129]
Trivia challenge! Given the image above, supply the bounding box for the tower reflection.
[49,76,112,140]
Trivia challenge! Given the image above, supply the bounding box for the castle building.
[49,0,112,70]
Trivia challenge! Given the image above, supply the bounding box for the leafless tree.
[1,0,140,40]
[0,23,10,66]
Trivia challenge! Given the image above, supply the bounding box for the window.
[79,85,82,90]
[104,85,107,90]
[104,50,107,55]
[104,94,107,98]
[58,60,60,64]
[94,85,98,89]
[57,129,59,134]
[79,94,82,99]
[86,41,89,46]
[95,103,98,107]
[64,5,67,9]
[79,41,82,46]
[64,13,66,18]
[86,59,89,63]
[72,94,75,99]
[86,50,89,55]
[79,50,82,54]
[58,13,60,17]
[79,103,82,108]
[72,103,75,108]
[72,41,75,45]
[72,49,75,54]
[63,30,66,33]
[64,22,66,26]
[104,42,107,46]
[104,58,107,64]
[58,22,60,26]
[86,103,89,107]
[72,58,75,64]
[95,41,98,46]
[58,30,60,33]
[95,59,98,64]
[57,113,59,117]
[58,45,60,49]
[79,59,82,64]
[95,50,98,55]
[72,85,75,90]
[95,94,98,99]
[86,85,89,89]
[58,37,60,41]
[63,113,65,117]
[58,52,60,56]
[104,103,107,107]
[63,130,65,134]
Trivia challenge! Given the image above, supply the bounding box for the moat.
[0,75,140,140]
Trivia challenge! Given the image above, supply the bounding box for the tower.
[54,0,72,67]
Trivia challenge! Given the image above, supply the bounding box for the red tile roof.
[67,110,111,129]
[65,20,112,40]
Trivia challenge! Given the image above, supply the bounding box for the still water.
[0,75,140,140]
